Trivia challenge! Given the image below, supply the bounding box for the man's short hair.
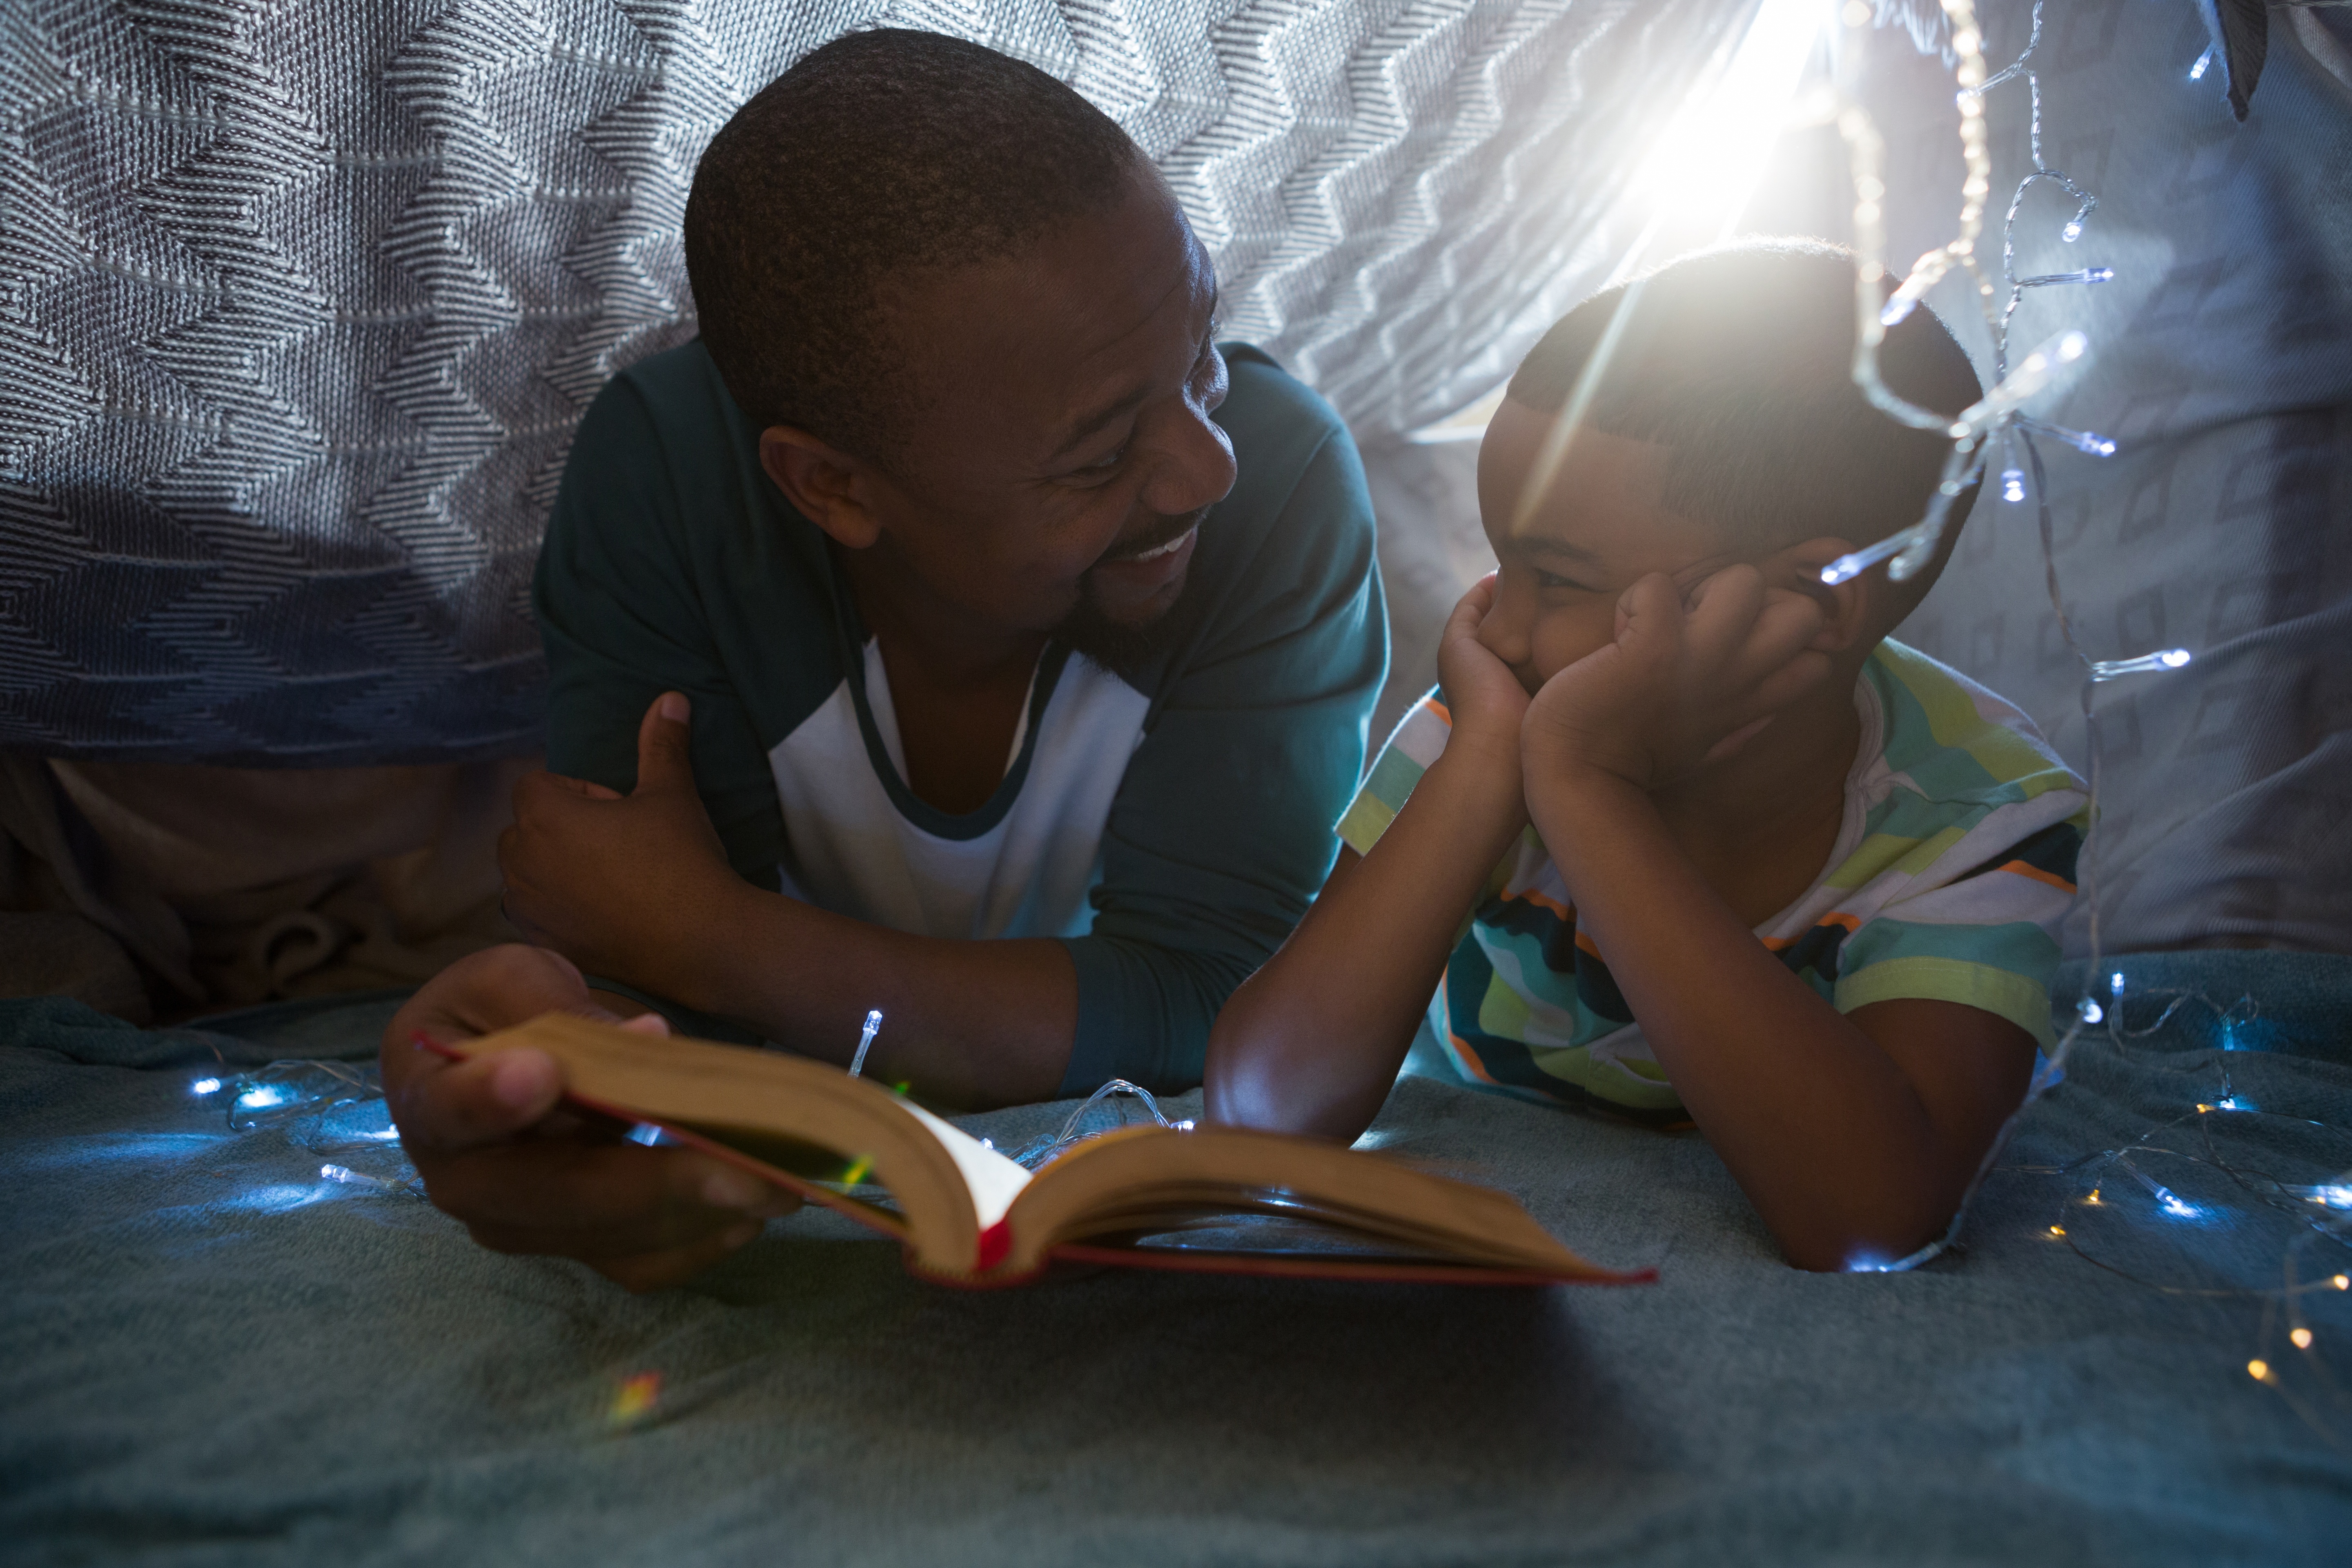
[684,30,1143,461]
[1506,239,1986,556]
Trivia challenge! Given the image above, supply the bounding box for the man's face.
[1473,401,1739,693]
[849,169,1234,654]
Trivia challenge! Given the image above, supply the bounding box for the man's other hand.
[380,944,799,1292]
[499,691,742,991]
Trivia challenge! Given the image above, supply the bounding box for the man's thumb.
[635,690,695,793]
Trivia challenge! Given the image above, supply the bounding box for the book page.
[898,1101,1031,1232]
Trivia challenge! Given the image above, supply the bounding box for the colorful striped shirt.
[1335,641,2088,1114]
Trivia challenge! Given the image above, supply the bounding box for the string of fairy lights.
[1825,0,2351,1439]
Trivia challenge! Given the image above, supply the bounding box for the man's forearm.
[1526,772,1972,1269]
[657,883,1078,1108]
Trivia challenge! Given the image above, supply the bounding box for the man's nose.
[1136,400,1237,521]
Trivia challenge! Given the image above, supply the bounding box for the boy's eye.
[1534,568,1596,592]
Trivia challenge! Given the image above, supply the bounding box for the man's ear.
[1771,538,1878,654]
[759,426,882,550]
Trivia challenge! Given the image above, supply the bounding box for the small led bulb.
[2001,469,2025,504]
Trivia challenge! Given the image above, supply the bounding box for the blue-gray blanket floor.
[3,954,2350,1566]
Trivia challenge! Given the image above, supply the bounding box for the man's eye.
[1192,330,1222,380]
[1062,448,1125,483]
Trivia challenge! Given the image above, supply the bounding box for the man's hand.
[1436,573,1533,773]
[381,944,800,1292]
[499,692,744,992]
[1522,566,1833,794]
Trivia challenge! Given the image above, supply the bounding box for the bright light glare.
[236,1085,286,1110]
[191,1078,222,1097]
[1636,0,1825,237]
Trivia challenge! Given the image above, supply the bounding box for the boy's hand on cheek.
[1523,566,1833,794]
[1436,573,1533,773]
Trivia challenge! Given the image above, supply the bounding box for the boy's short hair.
[684,30,1143,461]
[1506,239,1985,560]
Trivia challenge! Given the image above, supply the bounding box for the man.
[381,31,1385,1289]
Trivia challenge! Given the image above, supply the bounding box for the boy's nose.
[1476,575,1533,667]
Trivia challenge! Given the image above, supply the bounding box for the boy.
[1204,241,2087,1272]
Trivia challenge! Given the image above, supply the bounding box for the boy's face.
[1473,400,1741,694]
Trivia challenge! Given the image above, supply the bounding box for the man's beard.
[1051,507,1206,681]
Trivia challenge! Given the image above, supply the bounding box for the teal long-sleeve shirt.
[533,341,1385,1094]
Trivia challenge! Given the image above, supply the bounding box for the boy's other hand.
[499,691,744,995]
[1437,573,1533,770]
[380,944,800,1292]
[1523,565,1833,793]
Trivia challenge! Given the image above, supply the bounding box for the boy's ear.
[759,426,883,550]
[1771,538,1877,654]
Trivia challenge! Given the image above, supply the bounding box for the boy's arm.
[1205,579,1528,1141]
[1522,571,2036,1272]
[1526,777,2034,1270]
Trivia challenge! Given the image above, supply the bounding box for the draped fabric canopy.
[1,0,1758,764]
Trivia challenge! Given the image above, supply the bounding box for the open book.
[430,1014,1650,1288]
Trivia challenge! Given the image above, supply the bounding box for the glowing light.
[1636,0,1825,236]
[2109,972,2125,994]
[849,1009,882,1079]
[2336,1275,2350,1291]
[2293,1327,2315,1350]
[191,1077,222,1097]
[236,1085,287,1111]
[2189,48,2212,82]
[2061,220,2082,242]
[2085,1190,2102,1205]
[2153,1187,2197,1220]
[2249,1358,2271,1381]
[2019,267,2114,289]
[2090,649,2193,681]
[318,1163,401,1193]
[2049,1225,2066,1237]
[2304,1186,2352,1210]
[2040,424,2116,457]
[840,1154,875,1187]
[2216,1096,2250,1111]
[610,1372,662,1427]
[625,1123,663,1147]
[2078,999,2104,1025]
[2001,468,2025,503]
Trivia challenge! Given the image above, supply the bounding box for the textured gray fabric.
[2,0,1757,764]
[4,962,2350,1564]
